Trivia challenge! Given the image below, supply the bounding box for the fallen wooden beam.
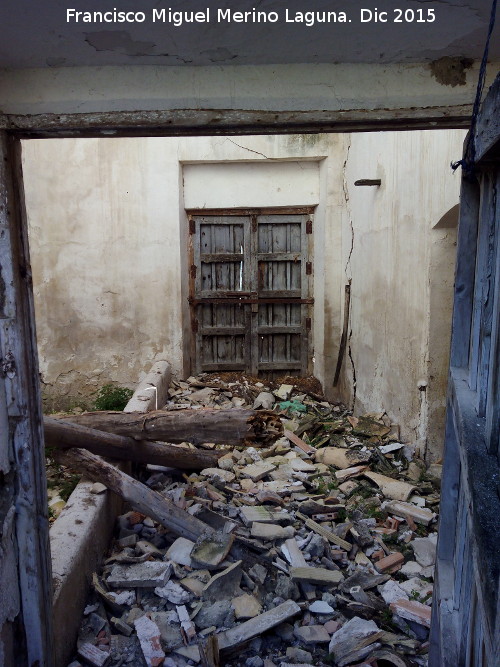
[59,408,283,446]
[44,416,222,470]
[53,447,219,542]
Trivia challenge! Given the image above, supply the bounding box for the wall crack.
[348,332,357,411]
[226,139,269,159]
[343,136,356,411]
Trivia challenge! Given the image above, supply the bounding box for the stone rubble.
[68,373,440,666]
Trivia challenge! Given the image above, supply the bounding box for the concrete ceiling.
[1,0,498,68]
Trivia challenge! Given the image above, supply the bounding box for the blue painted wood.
[432,73,500,667]
[450,177,481,370]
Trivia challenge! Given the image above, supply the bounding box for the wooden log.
[59,408,283,446]
[44,417,221,470]
[53,447,218,542]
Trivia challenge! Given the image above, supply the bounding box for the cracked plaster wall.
[21,134,345,408]
[342,129,466,460]
[22,131,464,457]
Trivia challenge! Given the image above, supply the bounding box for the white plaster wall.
[342,129,466,458]
[23,137,184,406]
[22,130,464,458]
[22,134,344,407]
[184,161,320,208]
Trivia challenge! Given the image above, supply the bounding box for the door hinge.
[191,319,199,333]
[190,265,197,279]
[189,218,196,234]
[306,220,313,234]
[306,317,312,331]
[306,262,312,275]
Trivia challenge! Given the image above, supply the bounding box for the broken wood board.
[283,430,316,455]
[296,512,351,550]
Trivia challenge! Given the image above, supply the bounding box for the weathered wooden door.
[188,208,314,377]
[430,75,500,666]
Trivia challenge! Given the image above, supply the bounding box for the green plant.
[93,384,133,411]
[60,473,80,501]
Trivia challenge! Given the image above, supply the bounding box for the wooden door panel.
[257,303,302,328]
[190,211,312,375]
[195,216,249,297]
[199,303,246,328]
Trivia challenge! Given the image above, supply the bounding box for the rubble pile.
[68,374,441,667]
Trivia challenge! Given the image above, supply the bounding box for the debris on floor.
[63,373,440,666]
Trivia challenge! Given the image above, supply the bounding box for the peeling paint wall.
[22,130,464,457]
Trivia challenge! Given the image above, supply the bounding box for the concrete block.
[107,561,171,588]
[50,361,172,667]
[124,360,171,413]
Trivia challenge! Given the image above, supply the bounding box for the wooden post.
[0,132,54,665]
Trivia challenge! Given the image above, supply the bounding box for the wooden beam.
[0,131,54,664]
[44,417,222,470]
[2,105,473,139]
[59,409,283,446]
[54,448,218,542]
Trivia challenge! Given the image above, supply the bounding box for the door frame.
[186,206,315,377]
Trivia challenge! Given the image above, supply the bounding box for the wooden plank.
[256,326,302,335]
[257,361,302,370]
[187,207,316,216]
[256,252,305,261]
[199,327,247,336]
[8,105,475,140]
[249,215,259,375]
[0,132,54,665]
[258,289,302,298]
[450,177,480,368]
[296,512,352,550]
[300,214,309,375]
[468,173,493,394]
[201,362,247,372]
[486,172,500,453]
[281,538,316,600]
[289,566,344,585]
[474,73,500,162]
[201,253,244,263]
[284,430,316,454]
